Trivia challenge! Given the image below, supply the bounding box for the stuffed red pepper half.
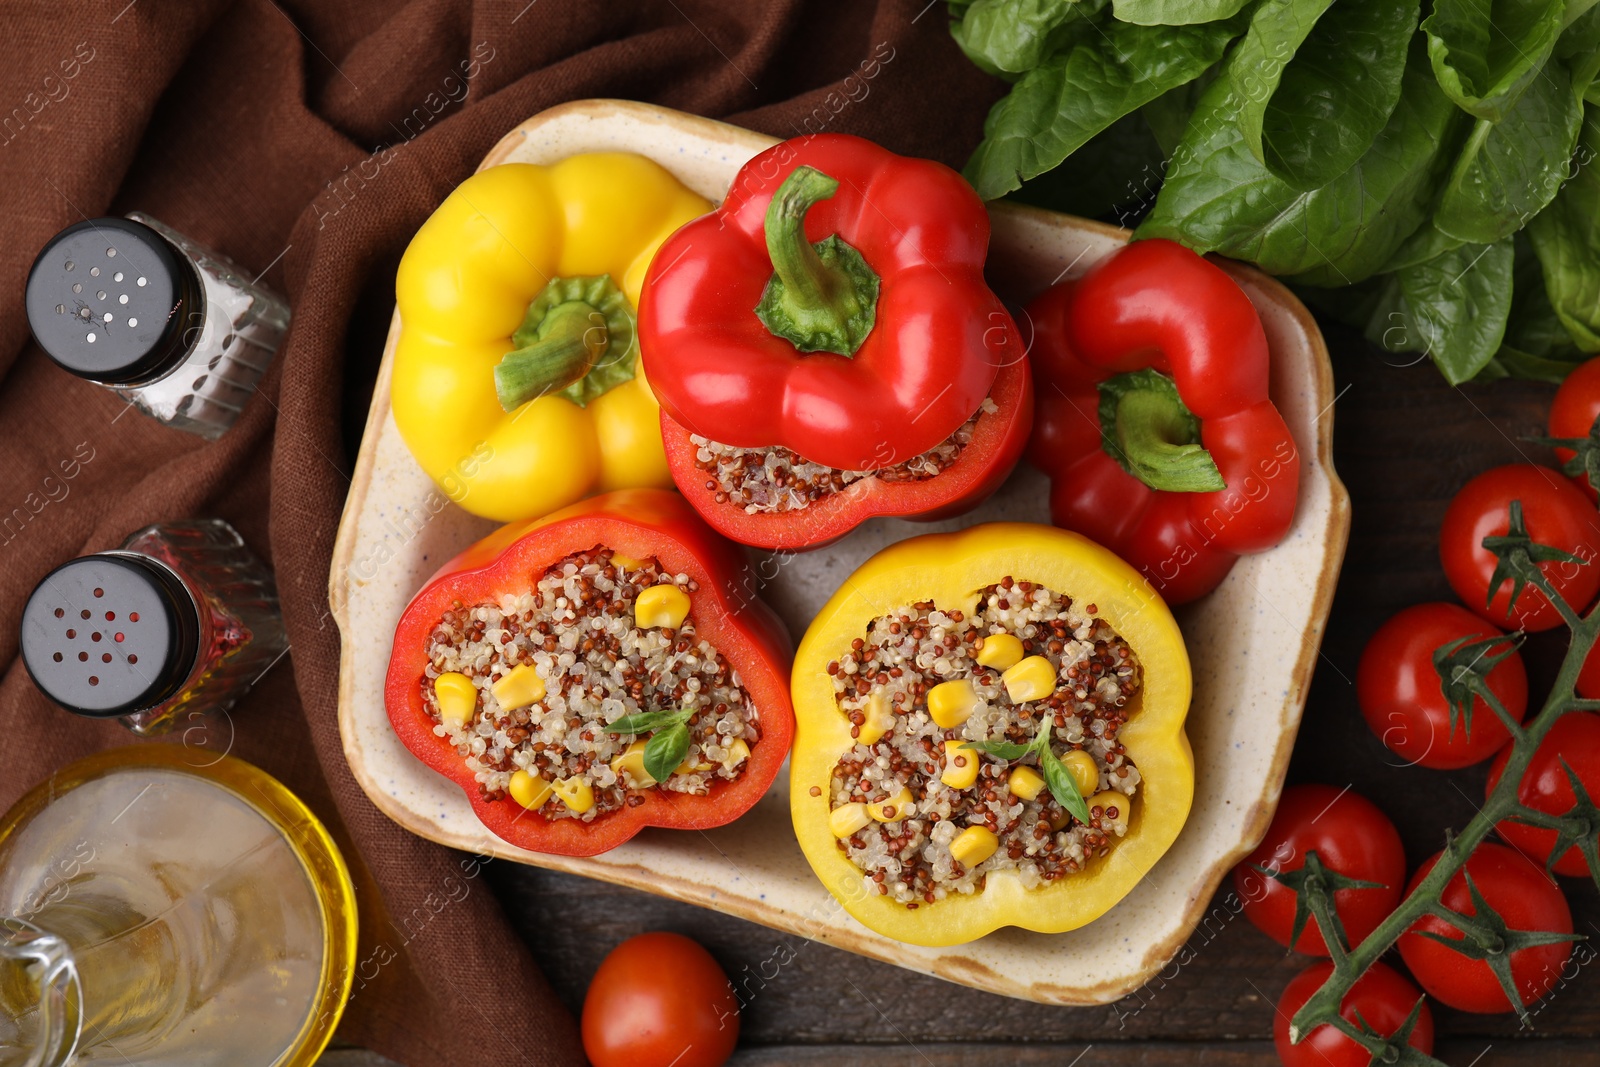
[1027,239,1300,605]
[639,133,1032,551]
[385,489,794,856]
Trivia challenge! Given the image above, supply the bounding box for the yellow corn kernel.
[1091,791,1131,834]
[609,739,657,787]
[1002,655,1057,703]
[433,672,477,729]
[867,785,915,823]
[551,777,595,814]
[635,583,692,629]
[928,679,980,729]
[490,663,545,710]
[1008,765,1046,801]
[507,769,553,810]
[830,802,872,838]
[610,553,642,570]
[857,689,896,746]
[722,737,751,770]
[940,741,980,789]
[950,825,999,867]
[1063,750,1100,796]
[975,633,1025,671]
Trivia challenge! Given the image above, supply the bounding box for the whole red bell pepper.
[385,489,794,856]
[1027,239,1300,605]
[639,133,1031,550]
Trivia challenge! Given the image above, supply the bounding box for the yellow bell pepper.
[393,153,711,522]
[790,522,1193,947]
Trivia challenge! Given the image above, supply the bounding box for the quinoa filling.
[421,547,759,821]
[691,397,1000,515]
[823,578,1142,908]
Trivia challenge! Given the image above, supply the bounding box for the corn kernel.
[635,583,692,629]
[609,739,656,787]
[940,741,979,789]
[722,737,751,770]
[610,553,642,570]
[1008,765,1046,801]
[490,663,545,710]
[830,802,872,838]
[867,785,915,822]
[1002,655,1057,703]
[551,777,595,814]
[1091,791,1131,834]
[507,769,553,810]
[857,689,896,746]
[928,679,980,728]
[433,672,477,729]
[975,633,1025,671]
[950,825,999,867]
[1063,750,1099,796]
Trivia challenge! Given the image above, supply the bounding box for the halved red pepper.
[385,489,794,856]
[1027,239,1300,605]
[639,133,1031,550]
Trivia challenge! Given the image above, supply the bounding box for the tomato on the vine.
[1274,960,1433,1067]
[1487,712,1600,878]
[1548,356,1600,502]
[1397,843,1574,1014]
[1439,464,1600,633]
[582,932,739,1067]
[1233,784,1405,955]
[1356,603,1528,769]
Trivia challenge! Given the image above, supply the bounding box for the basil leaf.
[1040,746,1092,826]
[1140,38,1462,285]
[951,0,1102,74]
[961,739,1032,760]
[1527,104,1600,351]
[1365,239,1516,384]
[964,13,1243,200]
[1435,58,1583,244]
[1423,0,1566,123]
[1228,0,1417,190]
[607,709,691,735]
[1110,0,1250,25]
[643,722,692,784]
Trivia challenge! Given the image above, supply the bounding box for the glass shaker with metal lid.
[24,214,289,439]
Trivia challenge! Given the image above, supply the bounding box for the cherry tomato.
[1487,712,1600,878]
[1274,960,1433,1067]
[1397,843,1574,1014]
[1356,603,1528,769]
[1234,785,1405,955]
[1439,464,1600,632]
[1548,356,1600,501]
[582,932,739,1067]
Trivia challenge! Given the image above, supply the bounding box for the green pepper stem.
[494,300,606,411]
[1097,368,1225,493]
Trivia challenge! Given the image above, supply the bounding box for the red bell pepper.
[385,489,794,856]
[639,133,1030,550]
[1027,239,1300,605]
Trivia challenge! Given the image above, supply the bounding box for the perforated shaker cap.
[20,553,200,718]
[24,217,202,385]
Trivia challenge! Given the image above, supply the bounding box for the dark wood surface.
[457,323,1600,1063]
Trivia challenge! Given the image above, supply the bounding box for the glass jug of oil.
[0,747,357,1066]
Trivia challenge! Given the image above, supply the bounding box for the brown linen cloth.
[0,1,1001,1064]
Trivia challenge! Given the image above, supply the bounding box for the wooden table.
[340,321,1600,1065]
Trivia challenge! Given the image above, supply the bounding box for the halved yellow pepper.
[790,523,1193,947]
[393,153,712,522]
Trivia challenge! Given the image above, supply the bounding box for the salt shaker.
[19,519,288,736]
[24,214,289,439]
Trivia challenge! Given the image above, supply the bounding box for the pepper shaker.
[19,519,288,736]
[24,214,289,439]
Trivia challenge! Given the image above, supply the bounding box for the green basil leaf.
[1139,38,1463,285]
[964,13,1244,199]
[606,708,691,735]
[1422,0,1566,122]
[643,722,692,784]
[1110,0,1250,25]
[1228,0,1417,190]
[1040,746,1092,826]
[1527,104,1600,351]
[951,0,1103,74]
[1435,59,1583,244]
[1365,239,1516,384]
[961,739,1032,760]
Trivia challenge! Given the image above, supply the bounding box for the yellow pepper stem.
[494,273,638,412]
